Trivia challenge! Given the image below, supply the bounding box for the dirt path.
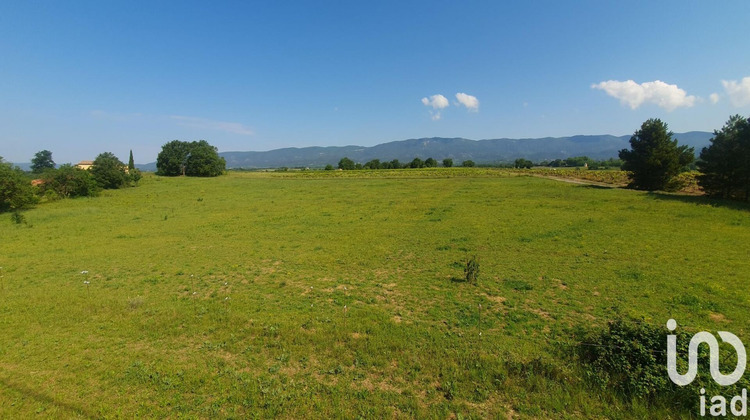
[531,175,621,188]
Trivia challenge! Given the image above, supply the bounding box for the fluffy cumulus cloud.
[591,80,697,111]
[421,94,449,109]
[722,77,750,107]
[170,115,254,135]
[421,94,449,120]
[710,93,720,105]
[455,92,479,111]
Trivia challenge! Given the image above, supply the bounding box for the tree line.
[1,150,142,216]
[332,157,475,170]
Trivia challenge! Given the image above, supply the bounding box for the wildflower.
[83,281,90,285]
[81,270,88,274]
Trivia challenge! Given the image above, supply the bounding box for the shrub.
[577,318,750,410]
[40,164,99,198]
[0,158,37,213]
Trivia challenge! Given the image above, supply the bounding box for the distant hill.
[129,131,713,171]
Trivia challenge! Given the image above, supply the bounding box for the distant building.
[75,161,94,170]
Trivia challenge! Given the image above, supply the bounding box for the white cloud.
[421,94,449,121]
[591,79,697,111]
[710,93,720,105]
[421,94,449,109]
[722,77,750,107]
[169,115,254,135]
[455,92,479,111]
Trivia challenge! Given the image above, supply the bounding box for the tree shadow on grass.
[575,184,618,190]
[0,376,95,419]
[646,191,750,212]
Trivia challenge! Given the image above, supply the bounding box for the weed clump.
[464,255,479,284]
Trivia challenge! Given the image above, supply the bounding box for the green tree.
[324,164,334,171]
[128,150,135,171]
[156,140,225,177]
[462,160,475,167]
[442,158,453,167]
[41,164,99,198]
[129,168,143,184]
[697,115,750,200]
[514,158,533,169]
[184,141,226,177]
[31,150,55,174]
[156,140,192,176]
[424,157,437,167]
[619,119,694,191]
[0,157,37,213]
[338,157,355,170]
[389,159,401,169]
[409,157,425,168]
[91,152,129,189]
[364,159,381,169]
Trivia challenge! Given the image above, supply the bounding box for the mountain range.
[10,132,714,171]
[193,132,713,170]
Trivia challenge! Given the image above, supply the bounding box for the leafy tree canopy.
[0,157,37,213]
[338,157,355,170]
[91,152,129,189]
[31,150,55,173]
[156,140,225,177]
[619,118,694,191]
[41,164,99,198]
[697,115,750,200]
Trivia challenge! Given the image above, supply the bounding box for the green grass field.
[1,169,749,418]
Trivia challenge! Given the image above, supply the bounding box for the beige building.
[75,161,94,170]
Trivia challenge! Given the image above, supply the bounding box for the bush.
[0,158,37,213]
[129,168,143,185]
[40,164,99,198]
[577,318,750,410]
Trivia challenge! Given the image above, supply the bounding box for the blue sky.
[2,1,750,164]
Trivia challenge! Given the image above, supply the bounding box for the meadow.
[1,169,748,418]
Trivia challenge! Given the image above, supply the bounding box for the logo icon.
[667,319,747,386]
